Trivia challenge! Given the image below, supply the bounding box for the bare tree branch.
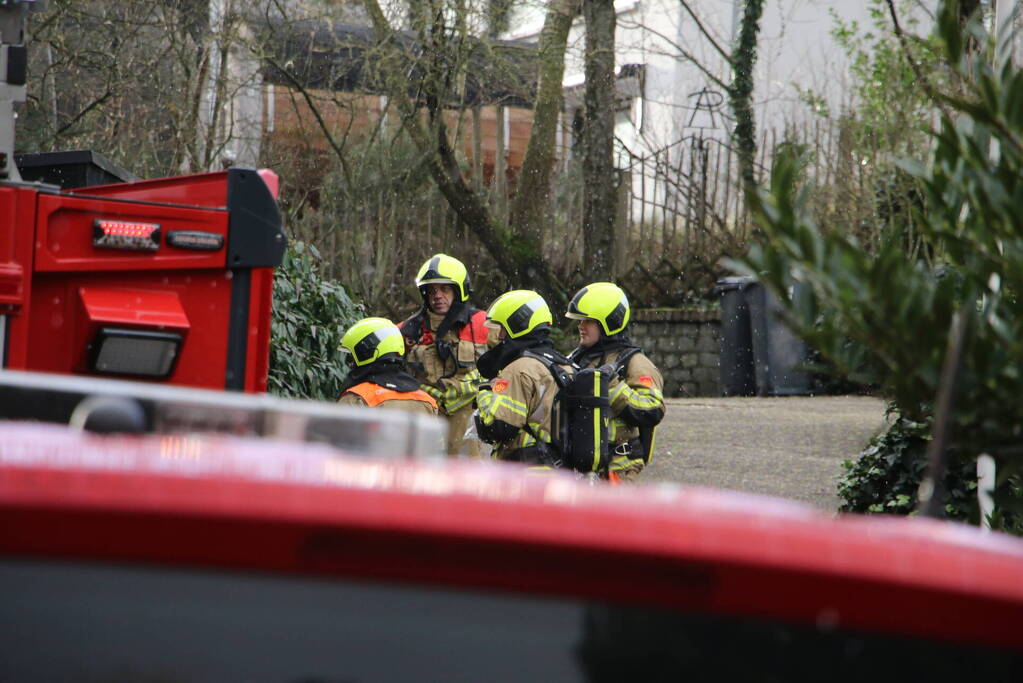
[884,0,954,122]
[53,89,112,138]
[678,0,733,64]
[620,18,729,91]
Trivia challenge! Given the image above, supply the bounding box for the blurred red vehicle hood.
[1,421,1022,650]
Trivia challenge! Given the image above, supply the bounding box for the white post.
[977,453,996,532]
[265,83,275,134]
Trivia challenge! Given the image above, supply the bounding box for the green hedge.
[268,242,364,401]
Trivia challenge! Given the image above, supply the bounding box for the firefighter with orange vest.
[400,254,497,455]
[338,317,438,414]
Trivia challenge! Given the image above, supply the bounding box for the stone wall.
[628,308,721,397]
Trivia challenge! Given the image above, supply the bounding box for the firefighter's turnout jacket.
[339,382,438,414]
[475,337,571,467]
[401,305,496,456]
[338,361,438,415]
[570,340,665,480]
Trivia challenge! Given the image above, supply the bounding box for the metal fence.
[288,116,881,314]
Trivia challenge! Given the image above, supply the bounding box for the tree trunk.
[361,0,575,308]
[508,0,582,248]
[730,0,763,192]
[581,0,617,281]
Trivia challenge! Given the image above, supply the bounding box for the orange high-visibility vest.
[345,382,438,409]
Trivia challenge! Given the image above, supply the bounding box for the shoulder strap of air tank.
[522,349,572,389]
[611,346,643,376]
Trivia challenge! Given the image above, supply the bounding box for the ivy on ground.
[837,409,975,519]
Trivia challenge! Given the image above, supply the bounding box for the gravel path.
[643,395,888,511]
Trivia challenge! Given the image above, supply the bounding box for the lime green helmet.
[339,317,406,367]
[485,290,552,339]
[565,282,631,336]
[415,253,471,302]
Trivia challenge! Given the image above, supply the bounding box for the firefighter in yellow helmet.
[400,254,498,455]
[473,290,574,468]
[566,282,664,481]
[338,317,438,414]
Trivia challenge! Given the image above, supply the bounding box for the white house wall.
[505,0,934,228]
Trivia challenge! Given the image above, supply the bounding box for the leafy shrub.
[837,409,975,519]
[737,2,1023,526]
[839,408,1023,532]
[268,242,364,400]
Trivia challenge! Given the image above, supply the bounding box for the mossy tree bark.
[580,0,617,281]
[508,0,582,253]
[730,0,763,192]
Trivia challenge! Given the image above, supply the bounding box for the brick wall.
[628,308,721,397]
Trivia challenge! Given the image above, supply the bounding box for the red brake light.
[93,219,161,251]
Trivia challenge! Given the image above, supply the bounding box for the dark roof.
[259,19,538,108]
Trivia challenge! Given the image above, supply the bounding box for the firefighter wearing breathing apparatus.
[400,254,497,456]
[473,290,573,469]
[567,282,665,481]
[338,318,439,414]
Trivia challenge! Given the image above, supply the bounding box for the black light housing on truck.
[91,328,182,378]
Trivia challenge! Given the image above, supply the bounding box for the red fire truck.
[0,2,283,393]
[1,164,284,391]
